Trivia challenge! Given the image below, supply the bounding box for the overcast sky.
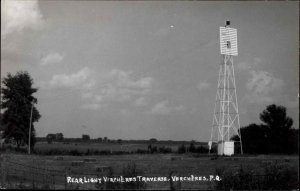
[1,1,299,141]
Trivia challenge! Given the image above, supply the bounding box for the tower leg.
[209,55,243,155]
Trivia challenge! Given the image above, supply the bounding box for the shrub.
[159,146,172,153]
[195,146,208,153]
[97,150,110,155]
[69,149,82,156]
[136,149,148,154]
[177,144,186,154]
[188,142,196,152]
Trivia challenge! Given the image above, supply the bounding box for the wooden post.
[28,103,33,154]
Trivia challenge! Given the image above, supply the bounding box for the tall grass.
[215,162,298,190]
[105,162,146,190]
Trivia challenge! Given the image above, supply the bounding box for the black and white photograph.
[0,0,299,190]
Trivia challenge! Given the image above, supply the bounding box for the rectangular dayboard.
[220,27,238,56]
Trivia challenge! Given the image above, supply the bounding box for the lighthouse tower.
[209,21,243,156]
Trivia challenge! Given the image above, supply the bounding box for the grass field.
[1,149,298,190]
[35,142,160,152]
[33,141,204,153]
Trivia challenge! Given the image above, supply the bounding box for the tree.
[82,134,90,141]
[46,134,55,144]
[286,129,299,154]
[259,104,293,153]
[231,104,296,154]
[117,139,122,144]
[56,133,64,141]
[103,137,108,142]
[232,124,268,154]
[177,144,186,154]
[188,141,196,153]
[149,138,158,143]
[1,71,41,149]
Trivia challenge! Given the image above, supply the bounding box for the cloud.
[81,92,104,110]
[48,68,154,110]
[80,69,154,109]
[40,53,64,66]
[36,80,48,89]
[150,100,184,115]
[1,0,44,38]
[134,97,148,107]
[151,100,171,115]
[236,57,262,71]
[236,62,251,70]
[286,99,299,108]
[107,69,153,90]
[197,81,210,90]
[81,103,102,110]
[154,27,172,37]
[49,67,94,89]
[81,92,103,103]
[246,70,284,94]
[243,70,284,104]
[96,69,153,102]
[120,109,134,116]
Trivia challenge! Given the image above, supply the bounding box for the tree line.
[231,104,298,154]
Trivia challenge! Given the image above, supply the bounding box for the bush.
[69,149,82,156]
[97,150,111,155]
[1,145,28,153]
[159,146,172,153]
[195,146,208,153]
[136,149,148,154]
[34,148,63,155]
[177,144,186,154]
[188,142,196,152]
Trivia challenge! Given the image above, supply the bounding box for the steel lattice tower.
[209,21,243,155]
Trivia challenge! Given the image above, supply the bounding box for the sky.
[1,1,299,141]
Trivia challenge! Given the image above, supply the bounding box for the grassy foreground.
[0,151,298,190]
